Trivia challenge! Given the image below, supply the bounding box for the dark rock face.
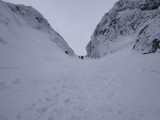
[133,17,160,54]
[86,0,160,58]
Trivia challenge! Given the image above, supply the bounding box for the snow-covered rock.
[133,16,160,54]
[1,0,74,56]
[86,0,160,58]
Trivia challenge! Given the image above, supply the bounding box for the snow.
[134,15,160,53]
[0,43,160,120]
[86,0,160,58]
[4,0,75,56]
[0,0,160,120]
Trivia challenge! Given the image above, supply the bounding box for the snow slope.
[0,0,160,120]
[1,0,74,56]
[1,43,160,120]
[86,0,160,58]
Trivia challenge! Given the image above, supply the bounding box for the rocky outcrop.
[86,0,160,58]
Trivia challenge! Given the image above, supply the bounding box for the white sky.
[3,0,118,55]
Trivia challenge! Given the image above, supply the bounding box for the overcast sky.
[4,0,118,55]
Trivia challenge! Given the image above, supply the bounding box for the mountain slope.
[86,0,160,58]
[0,0,74,57]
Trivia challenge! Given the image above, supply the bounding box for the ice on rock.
[86,0,160,58]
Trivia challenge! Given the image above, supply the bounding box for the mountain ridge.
[86,0,160,58]
[1,0,75,56]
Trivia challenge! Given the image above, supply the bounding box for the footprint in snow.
[0,82,9,90]
[12,78,22,84]
[17,115,22,120]
[52,86,57,91]
[111,78,116,82]
[45,97,53,102]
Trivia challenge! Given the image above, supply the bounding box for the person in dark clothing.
[65,51,68,54]
[81,56,84,59]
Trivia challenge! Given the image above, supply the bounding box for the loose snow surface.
[0,44,160,120]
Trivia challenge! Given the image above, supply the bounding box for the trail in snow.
[0,46,160,120]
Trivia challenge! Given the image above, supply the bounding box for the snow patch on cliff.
[86,0,160,58]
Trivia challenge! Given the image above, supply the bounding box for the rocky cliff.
[86,0,160,58]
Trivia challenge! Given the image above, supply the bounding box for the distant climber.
[81,56,84,59]
[65,51,68,54]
